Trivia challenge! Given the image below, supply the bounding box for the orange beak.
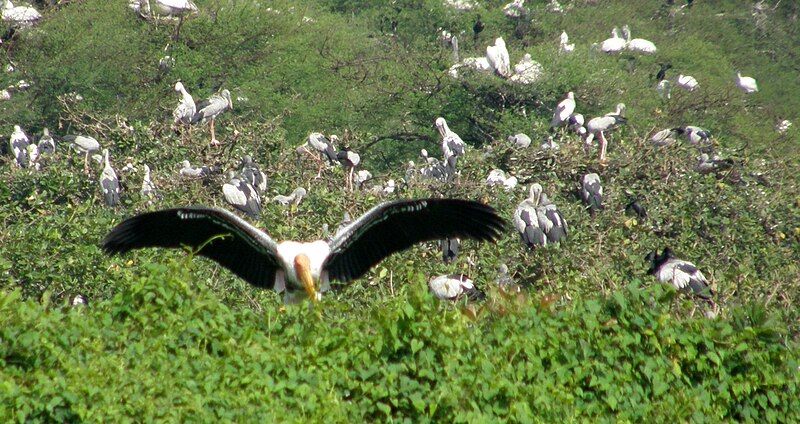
[293,254,318,303]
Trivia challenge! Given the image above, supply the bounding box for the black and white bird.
[301,132,338,176]
[695,153,734,175]
[582,105,626,163]
[440,237,460,263]
[191,89,233,146]
[580,173,603,214]
[646,248,713,302]
[550,92,576,129]
[650,127,684,146]
[100,149,121,207]
[514,184,568,248]
[102,199,505,304]
[37,128,55,155]
[172,81,196,126]
[336,147,361,191]
[9,125,29,168]
[508,133,532,148]
[428,274,485,301]
[435,117,466,171]
[238,155,268,193]
[179,159,214,178]
[65,135,101,174]
[684,125,710,145]
[222,172,261,218]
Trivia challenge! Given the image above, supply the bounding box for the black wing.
[325,199,505,283]
[102,206,281,289]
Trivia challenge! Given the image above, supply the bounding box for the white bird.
[64,135,100,174]
[514,184,568,248]
[486,37,511,78]
[336,148,361,191]
[502,176,518,191]
[656,79,672,99]
[140,164,159,202]
[695,153,734,175]
[273,187,307,207]
[509,54,543,85]
[223,172,261,218]
[567,113,585,133]
[436,117,466,171]
[547,0,564,13]
[382,179,396,195]
[580,173,603,214]
[179,159,213,178]
[646,248,713,302]
[355,169,372,188]
[507,133,531,148]
[153,0,197,16]
[621,25,657,54]
[26,143,39,170]
[428,274,484,301]
[301,132,338,176]
[103,200,504,304]
[650,127,684,146]
[8,125,29,168]
[2,0,41,27]
[172,81,196,126]
[486,169,516,191]
[600,27,626,54]
[550,91,576,128]
[100,149,121,207]
[503,0,526,18]
[540,136,559,151]
[735,72,758,94]
[559,31,575,54]
[191,89,233,146]
[684,126,711,145]
[582,106,626,163]
[675,74,699,91]
[776,119,792,134]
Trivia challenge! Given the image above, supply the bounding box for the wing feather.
[325,199,505,282]
[102,206,280,289]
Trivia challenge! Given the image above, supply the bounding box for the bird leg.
[172,16,184,42]
[209,118,220,146]
[598,132,609,164]
[83,152,90,175]
[349,167,355,191]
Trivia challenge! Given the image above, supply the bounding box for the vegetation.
[1,0,798,421]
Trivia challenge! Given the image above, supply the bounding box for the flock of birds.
[4,0,782,312]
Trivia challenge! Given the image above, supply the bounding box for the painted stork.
[550,92,576,129]
[559,31,575,54]
[621,25,657,54]
[191,89,233,146]
[441,237,460,263]
[580,173,603,214]
[675,74,698,91]
[436,117,466,170]
[336,147,361,191]
[172,81,196,126]
[102,199,504,303]
[179,160,213,178]
[2,0,41,27]
[153,0,198,40]
[509,54,543,85]
[38,128,55,155]
[582,106,626,163]
[650,127,684,146]
[9,125,29,168]
[646,248,713,302]
[486,37,511,78]
[223,172,261,218]
[735,72,758,94]
[100,149,121,207]
[684,126,710,145]
[301,132,338,177]
[140,164,159,203]
[273,187,307,207]
[514,184,568,248]
[65,135,100,174]
[601,27,626,54]
[238,155,268,193]
[503,0,526,18]
[508,133,531,148]
[428,274,485,301]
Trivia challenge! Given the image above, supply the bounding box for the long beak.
[294,255,318,303]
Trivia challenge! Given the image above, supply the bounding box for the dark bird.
[428,274,485,301]
[102,199,505,304]
[441,237,460,263]
[646,247,713,302]
[238,155,268,193]
[655,63,672,81]
[625,199,647,220]
[473,15,484,38]
[222,172,261,218]
[514,184,568,248]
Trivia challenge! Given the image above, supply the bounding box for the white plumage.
[428,274,482,301]
[622,25,657,54]
[735,72,758,94]
[9,125,29,168]
[153,0,198,16]
[601,27,626,54]
[507,133,531,148]
[486,37,511,78]
[551,91,576,128]
[172,82,196,125]
[100,149,121,207]
[675,74,699,91]
[559,31,575,54]
[2,0,41,27]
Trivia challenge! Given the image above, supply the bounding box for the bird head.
[528,183,543,204]
[221,89,233,109]
[174,81,184,92]
[434,117,448,136]
[293,254,318,302]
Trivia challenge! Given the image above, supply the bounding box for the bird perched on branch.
[191,89,233,146]
[102,199,505,304]
[580,173,603,214]
[100,149,121,207]
[428,274,484,301]
[514,184,568,248]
